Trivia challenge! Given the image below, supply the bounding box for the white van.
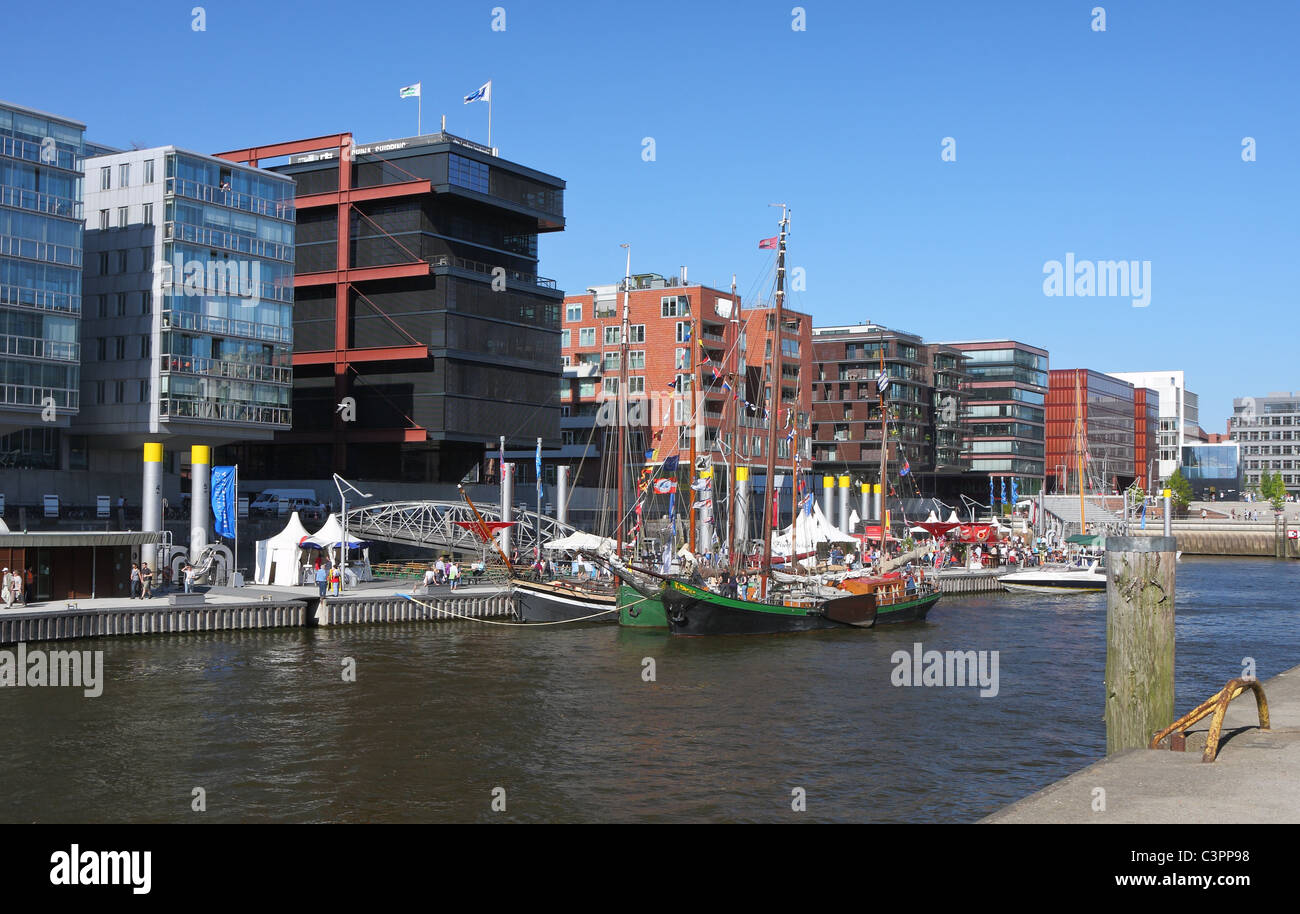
[251,488,319,516]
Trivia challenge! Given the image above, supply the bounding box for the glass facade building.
[0,101,84,439]
[1046,368,1137,493]
[945,340,1049,494]
[1180,442,1242,499]
[80,147,294,447]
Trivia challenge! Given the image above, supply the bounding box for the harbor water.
[2,556,1297,823]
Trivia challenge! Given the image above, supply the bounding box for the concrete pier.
[983,663,1300,823]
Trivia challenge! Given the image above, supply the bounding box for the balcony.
[166,177,296,222]
[430,253,556,289]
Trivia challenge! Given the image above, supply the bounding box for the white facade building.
[1107,370,1200,484]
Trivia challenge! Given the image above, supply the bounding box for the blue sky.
[9,0,1297,428]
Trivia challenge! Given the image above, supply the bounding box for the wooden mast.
[688,297,699,553]
[727,273,739,568]
[877,337,888,558]
[616,245,631,558]
[760,206,789,598]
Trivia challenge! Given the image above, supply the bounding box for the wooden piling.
[1105,535,1177,754]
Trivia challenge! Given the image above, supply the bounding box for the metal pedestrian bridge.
[345,500,583,556]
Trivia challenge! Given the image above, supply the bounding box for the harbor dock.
[983,663,1300,823]
[0,580,514,645]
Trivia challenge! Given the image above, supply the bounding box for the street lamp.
[333,473,372,593]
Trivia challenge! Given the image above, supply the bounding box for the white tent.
[542,531,616,556]
[299,514,372,581]
[254,512,313,586]
[771,501,855,558]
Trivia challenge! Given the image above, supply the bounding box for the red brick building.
[554,272,812,487]
[1133,386,1160,489]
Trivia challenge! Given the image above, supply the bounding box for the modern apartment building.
[80,147,295,477]
[0,101,85,459]
[1107,370,1200,484]
[943,340,1049,497]
[215,130,566,484]
[810,323,968,497]
[1046,368,1138,493]
[1132,385,1160,490]
[1230,391,1300,493]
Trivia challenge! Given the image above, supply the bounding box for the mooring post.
[1105,535,1177,754]
[1162,487,1172,538]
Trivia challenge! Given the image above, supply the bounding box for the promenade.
[984,663,1300,823]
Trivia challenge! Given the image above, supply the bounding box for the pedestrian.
[130,562,142,599]
[329,563,341,596]
[1,569,11,609]
[140,563,154,599]
[315,563,328,598]
[183,563,195,594]
[422,564,436,590]
[448,561,460,591]
[434,556,446,585]
[10,567,22,606]
[23,567,34,605]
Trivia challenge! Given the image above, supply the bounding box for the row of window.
[99,159,156,191]
[1234,429,1299,440]
[96,203,153,230]
[562,325,649,347]
[91,290,152,317]
[91,335,149,361]
[86,378,149,405]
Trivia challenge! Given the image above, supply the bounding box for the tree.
[1166,468,1193,514]
[1263,470,1287,512]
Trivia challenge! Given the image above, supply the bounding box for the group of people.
[421,557,463,591]
[1,567,32,607]
[315,562,345,597]
[128,561,196,598]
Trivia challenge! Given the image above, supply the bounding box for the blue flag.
[1010,476,1018,506]
[211,466,237,539]
[1140,499,1147,530]
[1001,478,1007,506]
[662,455,679,472]
[989,475,995,509]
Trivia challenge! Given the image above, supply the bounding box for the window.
[603,351,620,371]
[142,203,153,224]
[97,252,108,274]
[143,159,155,183]
[140,337,150,359]
[118,206,129,227]
[116,293,127,316]
[95,381,105,404]
[115,381,126,403]
[448,153,490,194]
[114,337,126,359]
[604,326,620,345]
[578,327,595,347]
[96,338,106,360]
[628,376,645,394]
[675,373,693,392]
[98,209,109,230]
[560,329,570,348]
[579,380,597,398]
[661,295,690,317]
[139,380,149,401]
[116,250,127,273]
[628,350,645,370]
[674,347,691,370]
[603,377,619,394]
[675,321,690,343]
[142,290,152,313]
[99,166,111,190]
[566,303,582,323]
[629,324,645,343]
[119,163,130,187]
[96,295,107,317]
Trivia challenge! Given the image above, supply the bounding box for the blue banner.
[211,466,237,539]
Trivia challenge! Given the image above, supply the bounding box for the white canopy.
[771,501,856,557]
[300,513,366,549]
[254,512,313,586]
[543,531,616,556]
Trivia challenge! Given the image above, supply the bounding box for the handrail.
[1148,677,1271,763]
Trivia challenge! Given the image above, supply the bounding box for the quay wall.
[1131,524,1298,558]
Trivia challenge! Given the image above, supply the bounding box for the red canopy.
[913,521,961,537]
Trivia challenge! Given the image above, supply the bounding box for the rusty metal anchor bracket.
[1148,677,1271,763]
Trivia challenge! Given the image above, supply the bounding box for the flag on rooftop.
[464,81,492,104]
[399,83,421,99]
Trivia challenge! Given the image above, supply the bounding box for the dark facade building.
[1180,442,1242,499]
[215,131,565,483]
[810,323,968,497]
[944,340,1049,497]
[1046,368,1137,494]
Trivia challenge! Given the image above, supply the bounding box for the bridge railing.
[345,500,583,557]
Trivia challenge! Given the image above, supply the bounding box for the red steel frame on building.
[214,134,430,470]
